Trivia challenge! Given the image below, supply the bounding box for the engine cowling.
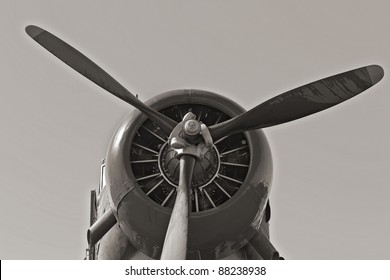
[106,89,273,259]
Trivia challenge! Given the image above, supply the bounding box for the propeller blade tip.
[25,25,44,38]
[367,65,384,85]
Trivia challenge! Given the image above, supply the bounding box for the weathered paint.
[104,89,273,259]
[160,156,195,260]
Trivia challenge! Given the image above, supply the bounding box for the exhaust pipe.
[249,230,280,260]
[87,208,117,246]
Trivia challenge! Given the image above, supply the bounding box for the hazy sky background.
[1,0,389,259]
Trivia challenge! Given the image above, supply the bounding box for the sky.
[0,0,389,259]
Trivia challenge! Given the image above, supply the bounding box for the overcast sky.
[1,0,389,259]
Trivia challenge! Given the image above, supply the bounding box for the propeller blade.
[160,154,196,260]
[25,25,177,134]
[209,65,384,140]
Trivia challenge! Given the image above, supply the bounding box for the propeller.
[25,25,177,134]
[160,154,195,259]
[208,65,384,140]
[160,113,213,259]
[25,25,385,259]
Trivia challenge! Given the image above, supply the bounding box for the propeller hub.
[130,102,251,212]
[183,120,201,136]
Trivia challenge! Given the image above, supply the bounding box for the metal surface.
[106,89,273,259]
[158,142,220,190]
[161,155,195,259]
[25,25,177,134]
[209,65,384,140]
[131,104,250,212]
[249,230,279,260]
[87,208,117,246]
[88,190,97,260]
